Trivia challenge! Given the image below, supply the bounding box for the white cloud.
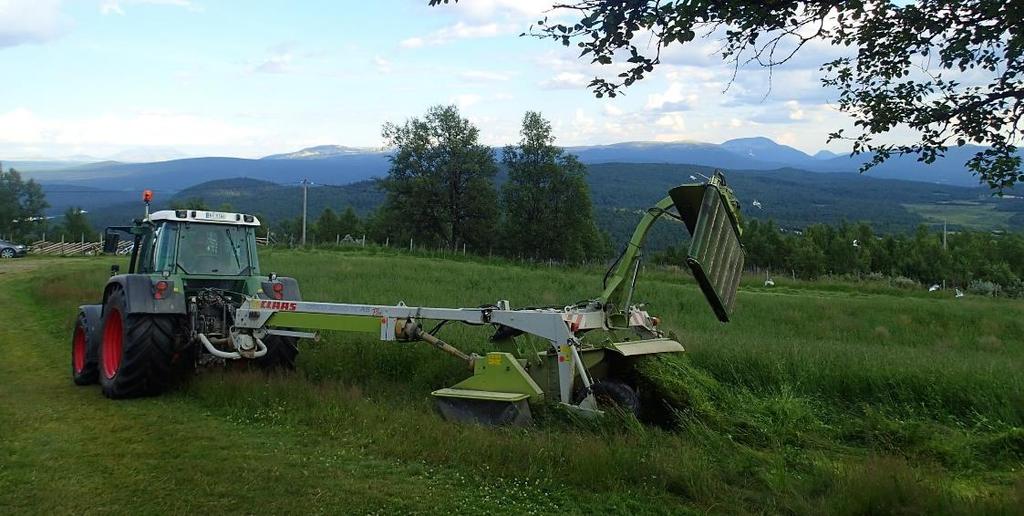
[100,0,203,15]
[449,0,555,20]
[452,94,482,108]
[459,70,511,82]
[0,108,259,149]
[725,68,837,105]
[786,100,805,121]
[374,55,392,74]
[0,0,70,48]
[252,52,293,74]
[100,1,124,15]
[441,21,502,39]
[645,83,699,112]
[400,37,424,49]
[603,104,624,117]
[402,21,509,48]
[539,72,588,90]
[567,108,597,139]
[749,100,818,124]
[659,38,723,68]
[655,113,687,133]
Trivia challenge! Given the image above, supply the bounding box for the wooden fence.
[28,240,132,256]
[29,236,273,256]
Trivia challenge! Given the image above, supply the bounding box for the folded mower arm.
[600,171,746,324]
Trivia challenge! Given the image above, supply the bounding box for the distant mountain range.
[567,137,990,186]
[262,145,384,160]
[12,137,992,197]
[9,136,1011,229]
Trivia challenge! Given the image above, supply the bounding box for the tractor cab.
[138,210,261,277]
[103,208,264,294]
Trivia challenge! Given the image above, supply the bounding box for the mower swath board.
[670,184,745,322]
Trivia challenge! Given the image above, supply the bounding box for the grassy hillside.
[1,249,1021,513]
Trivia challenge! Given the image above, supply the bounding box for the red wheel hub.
[102,309,123,379]
[72,326,86,374]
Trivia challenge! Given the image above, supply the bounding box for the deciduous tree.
[380,104,499,251]
[0,168,48,240]
[501,111,605,262]
[59,207,97,241]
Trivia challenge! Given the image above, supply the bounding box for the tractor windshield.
[170,223,259,276]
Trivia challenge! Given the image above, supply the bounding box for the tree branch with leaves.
[429,0,1023,190]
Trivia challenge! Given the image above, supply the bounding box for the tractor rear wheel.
[255,335,298,371]
[71,312,98,385]
[98,287,181,399]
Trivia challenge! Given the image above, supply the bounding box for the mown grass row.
[22,250,1024,514]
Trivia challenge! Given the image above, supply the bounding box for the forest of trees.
[656,220,1024,296]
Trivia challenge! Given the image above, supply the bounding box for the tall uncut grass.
[22,248,1024,514]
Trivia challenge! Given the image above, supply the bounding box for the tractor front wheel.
[71,312,98,385]
[98,287,181,399]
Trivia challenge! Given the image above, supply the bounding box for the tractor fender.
[260,276,302,300]
[103,274,188,316]
[78,304,103,367]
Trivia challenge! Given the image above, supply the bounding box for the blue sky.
[0,0,870,160]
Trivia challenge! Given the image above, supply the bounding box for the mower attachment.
[431,352,543,425]
[434,396,533,427]
[670,175,745,322]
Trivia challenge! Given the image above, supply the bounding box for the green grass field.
[1,249,1022,514]
[904,202,1016,230]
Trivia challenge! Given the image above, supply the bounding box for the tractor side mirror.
[110,264,120,276]
[102,232,120,254]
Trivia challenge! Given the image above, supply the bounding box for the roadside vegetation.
[2,249,1021,513]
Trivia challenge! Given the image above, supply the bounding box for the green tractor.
[71,202,304,398]
[72,174,744,424]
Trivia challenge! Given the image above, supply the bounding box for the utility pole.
[942,219,947,251]
[300,178,310,246]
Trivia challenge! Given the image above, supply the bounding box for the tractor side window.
[136,226,158,274]
[153,223,178,274]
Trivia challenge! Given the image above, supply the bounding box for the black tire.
[71,312,98,385]
[578,379,642,417]
[98,287,182,399]
[255,335,298,371]
[0,248,14,258]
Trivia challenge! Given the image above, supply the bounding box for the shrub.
[967,280,1001,297]
[890,276,918,289]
